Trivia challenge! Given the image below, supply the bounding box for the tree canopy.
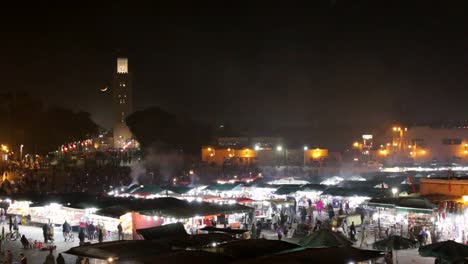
[126,107,212,154]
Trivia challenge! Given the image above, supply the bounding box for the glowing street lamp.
[20,144,24,162]
[303,146,308,151]
[276,145,283,151]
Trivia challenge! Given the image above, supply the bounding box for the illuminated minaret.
[112,57,133,148]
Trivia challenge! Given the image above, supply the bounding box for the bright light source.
[463,196,468,203]
[353,142,359,148]
[276,146,283,151]
[107,257,114,262]
[391,188,398,195]
[254,145,260,151]
[207,147,212,151]
[303,146,308,151]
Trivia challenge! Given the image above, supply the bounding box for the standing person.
[78,229,85,246]
[117,223,123,240]
[360,225,368,248]
[56,253,65,264]
[419,228,428,245]
[345,202,350,214]
[20,253,27,264]
[42,223,49,243]
[88,222,95,240]
[44,249,55,264]
[271,214,278,230]
[425,228,432,244]
[306,206,313,224]
[48,223,55,242]
[8,216,12,233]
[98,228,103,243]
[349,221,356,241]
[316,200,323,215]
[62,221,71,242]
[256,220,262,239]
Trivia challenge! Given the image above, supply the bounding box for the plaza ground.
[0,223,435,264]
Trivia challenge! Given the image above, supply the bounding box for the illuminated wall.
[420,178,468,197]
[406,126,468,163]
[201,147,257,166]
[305,149,328,161]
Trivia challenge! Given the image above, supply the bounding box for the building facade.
[112,57,134,148]
[406,126,468,163]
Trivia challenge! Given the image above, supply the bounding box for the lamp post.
[303,146,308,167]
[20,144,24,163]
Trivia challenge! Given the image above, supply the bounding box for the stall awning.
[95,197,254,219]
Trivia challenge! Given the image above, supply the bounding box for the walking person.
[78,229,85,246]
[62,221,71,242]
[56,253,65,264]
[277,226,284,241]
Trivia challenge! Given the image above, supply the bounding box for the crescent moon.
[100,86,108,92]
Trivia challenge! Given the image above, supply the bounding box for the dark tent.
[210,239,301,259]
[199,226,249,235]
[136,222,187,240]
[419,240,468,263]
[237,246,385,264]
[64,240,173,260]
[159,233,238,249]
[298,228,353,248]
[373,235,419,250]
[95,197,253,218]
[139,250,234,264]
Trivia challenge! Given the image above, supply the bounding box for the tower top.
[117,57,128,74]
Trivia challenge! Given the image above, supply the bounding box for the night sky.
[1,1,467,148]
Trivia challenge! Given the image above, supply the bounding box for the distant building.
[112,57,134,148]
[405,126,468,163]
[420,178,468,197]
[201,146,331,167]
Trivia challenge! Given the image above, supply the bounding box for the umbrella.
[298,228,353,248]
[374,235,419,250]
[419,240,468,262]
[374,235,419,264]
